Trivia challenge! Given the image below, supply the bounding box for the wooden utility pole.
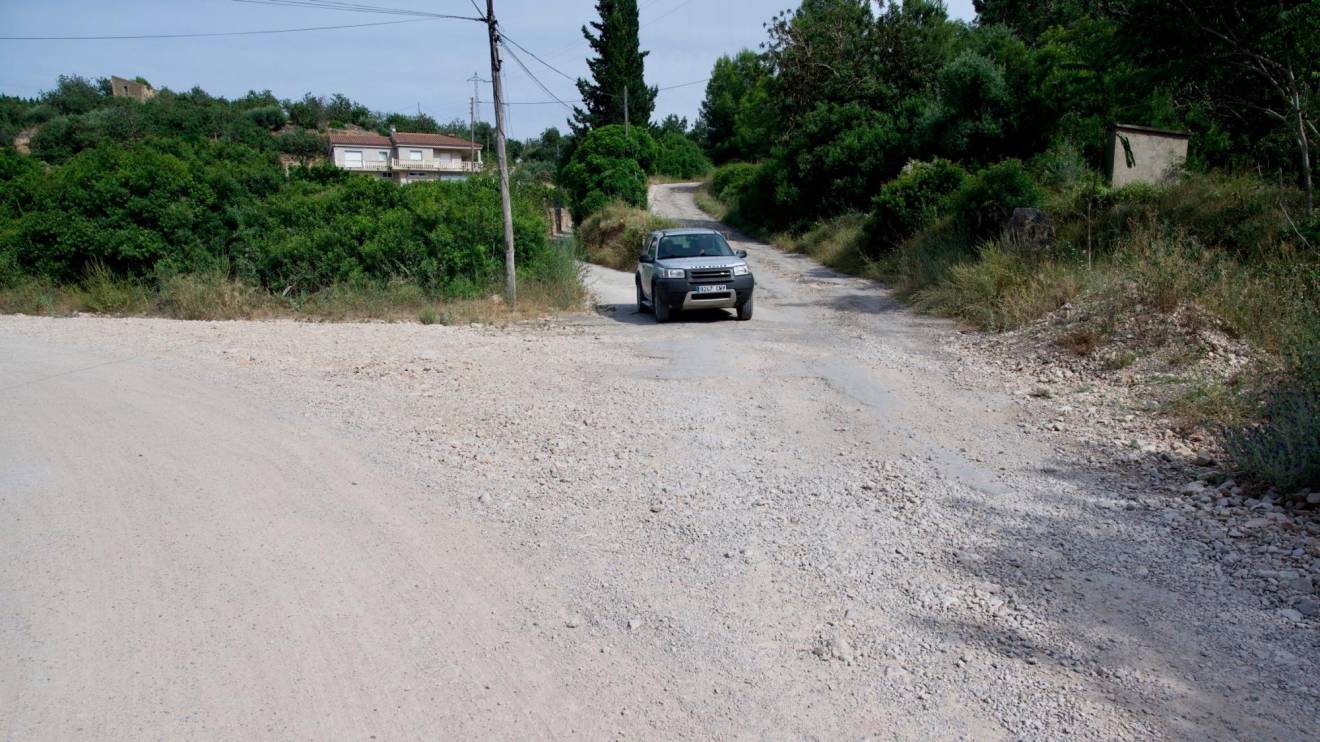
[485,0,517,305]
[623,85,629,136]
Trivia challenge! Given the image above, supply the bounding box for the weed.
[77,262,151,315]
[577,202,677,271]
[1102,350,1138,371]
[1057,326,1104,356]
[159,270,270,320]
[418,306,438,325]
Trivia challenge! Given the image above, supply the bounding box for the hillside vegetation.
[690,0,1319,493]
[0,76,582,321]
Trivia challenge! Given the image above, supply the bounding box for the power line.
[498,41,575,112]
[232,0,477,20]
[0,16,461,40]
[498,33,577,84]
[479,76,707,107]
[648,0,695,25]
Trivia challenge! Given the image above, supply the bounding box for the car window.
[648,237,658,259]
[657,233,734,260]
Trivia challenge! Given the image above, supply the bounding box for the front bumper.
[654,274,754,310]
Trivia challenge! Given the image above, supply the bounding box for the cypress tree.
[572,0,657,132]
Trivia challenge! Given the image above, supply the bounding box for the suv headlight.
[732,264,750,276]
[657,268,685,279]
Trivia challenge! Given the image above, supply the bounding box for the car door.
[639,234,658,297]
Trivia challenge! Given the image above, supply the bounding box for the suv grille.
[690,268,733,283]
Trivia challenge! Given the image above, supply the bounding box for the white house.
[327,130,483,183]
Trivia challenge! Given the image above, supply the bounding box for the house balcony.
[390,158,483,172]
[342,160,392,172]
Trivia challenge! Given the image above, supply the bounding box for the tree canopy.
[572,0,656,132]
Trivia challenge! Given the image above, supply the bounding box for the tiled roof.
[391,131,483,149]
[326,131,391,147]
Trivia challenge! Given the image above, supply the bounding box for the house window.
[376,150,388,161]
[408,149,423,161]
[343,150,363,167]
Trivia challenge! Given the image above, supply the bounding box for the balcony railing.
[341,160,391,171]
[390,158,482,172]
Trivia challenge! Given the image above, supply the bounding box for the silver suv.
[636,228,755,322]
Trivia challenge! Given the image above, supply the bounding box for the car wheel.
[636,277,651,313]
[736,296,754,321]
[653,283,671,323]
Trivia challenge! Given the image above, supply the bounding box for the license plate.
[695,284,727,293]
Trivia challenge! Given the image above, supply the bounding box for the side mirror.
[639,254,654,263]
[736,250,748,258]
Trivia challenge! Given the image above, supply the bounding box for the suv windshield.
[657,233,734,260]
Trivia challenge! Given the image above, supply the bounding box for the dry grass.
[692,184,730,221]
[577,202,676,271]
[1,258,586,326]
[773,213,872,276]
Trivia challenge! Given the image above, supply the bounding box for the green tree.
[971,0,1096,43]
[1119,0,1320,215]
[41,75,106,116]
[573,0,656,132]
[697,50,773,163]
[653,132,711,179]
[560,125,654,219]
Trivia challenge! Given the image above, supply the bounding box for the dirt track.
[2,183,1316,739]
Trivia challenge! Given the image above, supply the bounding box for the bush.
[652,132,711,179]
[0,139,554,298]
[246,105,287,131]
[277,128,327,162]
[863,158,968,257]
[710,162,759,203]
[560,125,655,221]
[947,159,1043,241]
[576,202,676,271]
[1226,378,1320,493]
[912,239,1081,330]
[777,213,869,274]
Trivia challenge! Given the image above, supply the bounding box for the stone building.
[1106,124,1190,187]
[109,76,156,103]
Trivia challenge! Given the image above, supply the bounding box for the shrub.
[158,269,269,320]
[947,159,1043,240]
[777,213,869,274]
[652,132,711,180]
[246,105,287,131]
[276,128,326,162]
[863,158,967,257]
[1154,173,1301,259]
[710,162,759,204]
[560,125,655,221]
[576,202,676,271]
[912,239,1080,330]
[1225,377,1320,493]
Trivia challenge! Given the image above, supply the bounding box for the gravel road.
[2,183,1316,740]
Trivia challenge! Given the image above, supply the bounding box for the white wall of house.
[395,144,432,166]
[332,145,391,168]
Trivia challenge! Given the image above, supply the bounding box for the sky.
[0,0,978,140]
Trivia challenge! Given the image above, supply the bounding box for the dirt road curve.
[2,183,1316,740]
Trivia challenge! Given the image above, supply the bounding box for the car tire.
[736,296,754,321]
[636,277,651,313]
[653,283,671,323]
